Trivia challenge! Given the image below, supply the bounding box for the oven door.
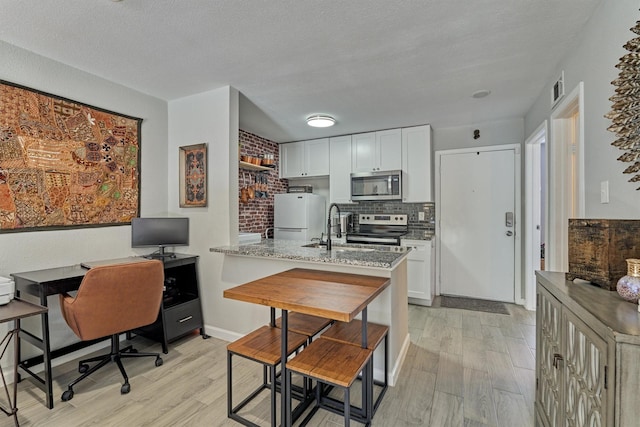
[346,234,401,246]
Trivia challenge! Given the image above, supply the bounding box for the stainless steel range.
[346,214,408,246]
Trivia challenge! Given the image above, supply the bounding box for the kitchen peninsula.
[210,240,410,385]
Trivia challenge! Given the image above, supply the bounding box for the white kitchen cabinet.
[329,135,353,204]
[279,138,329,178]
[402,238,434,306]
[402,125,432,202]
[351,129,402,172]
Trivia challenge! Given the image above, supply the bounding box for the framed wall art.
[179,143,207,207]
[0,80,142,232]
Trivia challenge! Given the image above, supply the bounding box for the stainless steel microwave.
[350,170,403,201]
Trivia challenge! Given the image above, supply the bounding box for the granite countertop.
[210,239,410,269]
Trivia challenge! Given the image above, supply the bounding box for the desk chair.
[58,260,165,402]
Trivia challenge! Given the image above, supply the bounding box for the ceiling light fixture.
[306,115,335,128]
[472,89,491,99]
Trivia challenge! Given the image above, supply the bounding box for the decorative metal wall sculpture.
[607,17,640,189]
[0,81,141,231]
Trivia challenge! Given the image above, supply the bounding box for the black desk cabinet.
[11,253,206,409]
[132,254,207,353]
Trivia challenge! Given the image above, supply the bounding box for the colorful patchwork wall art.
[0,80,142,231]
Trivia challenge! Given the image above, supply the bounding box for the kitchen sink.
[301,243,375,252]
[302,243,323,248]
[332,247,375,253]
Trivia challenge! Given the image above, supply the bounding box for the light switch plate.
[600,181,609,204]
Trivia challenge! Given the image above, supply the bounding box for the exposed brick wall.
[239,130,288,237]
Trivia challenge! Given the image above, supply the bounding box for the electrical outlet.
[600,181,609,204]
[418,212,425,221]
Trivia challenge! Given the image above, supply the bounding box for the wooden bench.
[227,325,308,427]
[286,337,373,427]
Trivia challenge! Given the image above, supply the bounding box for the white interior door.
[439,147,516,302]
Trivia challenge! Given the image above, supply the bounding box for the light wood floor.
[11,301,536,426]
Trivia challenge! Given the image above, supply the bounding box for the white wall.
[433,118,524,151]
[168,87,239,335]
[525,0,640,218]
[0,41,169,276]
[0,41,168,360]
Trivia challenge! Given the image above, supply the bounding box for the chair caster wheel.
[121,383,130,394]
[61,389,74,401]
[155,357,163,367]
[79,363,89,373]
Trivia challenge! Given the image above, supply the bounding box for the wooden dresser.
[536,271,640,427]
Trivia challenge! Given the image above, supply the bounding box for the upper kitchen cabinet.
[329,135,353,204]
[351,129,402,172]
[402,125,432,202]
[279,138,330,178]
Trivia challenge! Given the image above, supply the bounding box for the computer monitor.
[131,217,189,258]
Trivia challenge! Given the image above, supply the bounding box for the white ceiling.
[0,0,602,143]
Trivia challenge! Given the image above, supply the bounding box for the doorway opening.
[547,83,584,272]
[524,121,547,310]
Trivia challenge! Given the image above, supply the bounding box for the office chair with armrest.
[59,260,165,402]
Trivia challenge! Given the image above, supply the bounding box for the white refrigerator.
[274,193,326,242]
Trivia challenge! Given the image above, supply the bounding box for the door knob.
[506,231,513,236]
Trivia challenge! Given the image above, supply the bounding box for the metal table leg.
[281,309,291,427]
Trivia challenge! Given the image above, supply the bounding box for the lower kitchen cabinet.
[402,239,434,306]
[535,271,640,427]
[132,254,206,353]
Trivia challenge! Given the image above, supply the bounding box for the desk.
[0,299,47,426]
[224,268,390,426]
[11,253,204,409]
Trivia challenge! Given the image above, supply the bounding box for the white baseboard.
[203,324,241,343]
[388,333,411,387]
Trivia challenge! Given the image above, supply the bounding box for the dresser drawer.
[164,299,203,341]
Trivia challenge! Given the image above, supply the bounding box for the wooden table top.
[223,268,390,322]
[0,298,47,324]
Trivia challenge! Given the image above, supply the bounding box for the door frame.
[524,121,547,310]
[435,144,522,303]
[547,82,585,272]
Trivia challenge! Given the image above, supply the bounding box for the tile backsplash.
[336,201,435,233]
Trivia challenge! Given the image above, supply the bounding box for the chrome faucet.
[264,227,273,239]
[326,203,341,250]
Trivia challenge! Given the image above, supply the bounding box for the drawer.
[164,299,203,341]
[401,239,430,261]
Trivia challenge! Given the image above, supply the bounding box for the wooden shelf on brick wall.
[239,161,274,171]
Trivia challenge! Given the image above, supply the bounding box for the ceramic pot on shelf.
[616,258,640,303]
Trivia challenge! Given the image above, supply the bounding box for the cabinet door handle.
[552,353,564,369]
[178,315,193,323]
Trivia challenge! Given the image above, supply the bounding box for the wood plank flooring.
[11,300,536,426]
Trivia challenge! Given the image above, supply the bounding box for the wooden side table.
[0,298,47,426]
